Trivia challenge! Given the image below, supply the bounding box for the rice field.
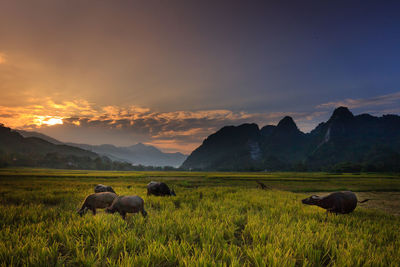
[0,169,399,266]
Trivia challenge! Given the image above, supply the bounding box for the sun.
[34,116,63,126]
[43,118,63,126]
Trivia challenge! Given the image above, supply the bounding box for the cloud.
[0,97,331,153]
[316,91,400,109]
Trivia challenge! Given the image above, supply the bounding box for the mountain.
[0,124,104,169]
[259,116,307,169]
[0,125,96,158]
[181,107,400,171]
[66,142,187,167]
[306,107,400,170]
[16,130,63,145]
[16,129,187,167]
[181,123,261,170]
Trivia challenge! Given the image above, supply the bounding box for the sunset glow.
[0,53,6,64]
[35,117,63,126]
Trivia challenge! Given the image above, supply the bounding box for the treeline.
[185,155,400,173]
[1,151,399,173]
[0,151,180,171]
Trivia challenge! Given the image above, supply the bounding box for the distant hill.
[66,142,187,167]
[17,129,187,167]
[1,126,96,158]
[17,130,64,145]
[181,107,400,172]
[0,124,105,169]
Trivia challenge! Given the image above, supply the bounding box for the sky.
[1,0,400,154]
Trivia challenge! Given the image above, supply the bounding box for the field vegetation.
[0,169,399,266]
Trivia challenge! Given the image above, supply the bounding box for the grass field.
[0,169,399,266]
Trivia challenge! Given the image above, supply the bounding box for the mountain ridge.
[0,124,107,169]
[66,142,187,167]
[16,130,187,167]
[181,107,400,171]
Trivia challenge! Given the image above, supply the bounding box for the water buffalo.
[147,181,176,196]
[78,192,117,216]
[256,180,270,190]
[94,184,116,194]
[106,195,147,219]
[302,191,369,214]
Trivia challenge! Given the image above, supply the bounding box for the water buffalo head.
[105,206,116,214]
[301,195,321,205]
[77,207,88,216]
[170,189,176,196]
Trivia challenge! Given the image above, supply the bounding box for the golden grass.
[0,169,399,266]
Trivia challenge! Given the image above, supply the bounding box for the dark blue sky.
[180,0,400,112]
[1,0,399,152]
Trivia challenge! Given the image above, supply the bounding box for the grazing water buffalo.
[78,192,117,216]
[147,181,176,196]
[302,191,369,214]
[94,184,116,194]
[256,180,270,190]
[106,195,147,219]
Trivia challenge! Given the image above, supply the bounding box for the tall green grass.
[0,170,399,266]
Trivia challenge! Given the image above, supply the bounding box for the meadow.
[0,169,399,266]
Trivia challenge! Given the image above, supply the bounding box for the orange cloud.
[0,97,331,153]
[0,98,95,129]
[316,92,400,109]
